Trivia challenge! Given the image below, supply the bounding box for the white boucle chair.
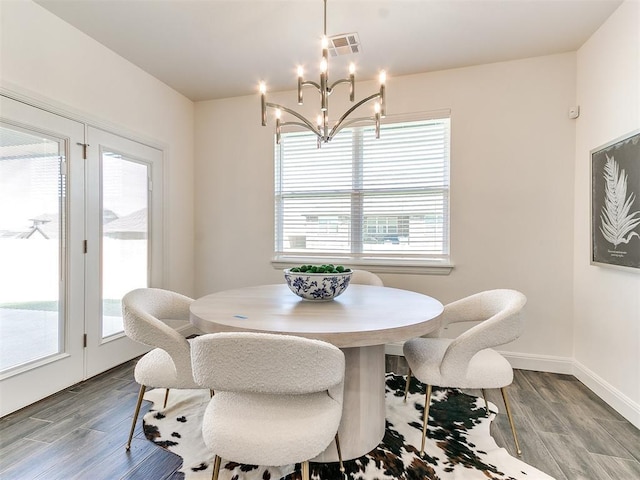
[122,287,202,451]
[350,269,384,286]
[190,332,346,480]
[402,289,527,457]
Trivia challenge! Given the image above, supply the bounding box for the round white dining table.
[190,283,443,462]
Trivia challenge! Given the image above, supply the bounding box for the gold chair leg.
[404,369,412,402]
[163,388,170,408]
[211,454,221,480]
[334,432,345,473]
[126,384,146,451]
[420,384,432,456]
[501,387,522,456]
[481,388,489,414]
[301,460,310,480]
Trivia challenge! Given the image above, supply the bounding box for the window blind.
[274,117,450,263]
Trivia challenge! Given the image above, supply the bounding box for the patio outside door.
[0,96,163,416]
[84,126,164,377]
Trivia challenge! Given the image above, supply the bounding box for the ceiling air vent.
[328,33,361,57]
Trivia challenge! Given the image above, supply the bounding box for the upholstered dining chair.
[122,287,202,451]
[402,289,527,457]
[350,269,384,286]
[190,332,346,480]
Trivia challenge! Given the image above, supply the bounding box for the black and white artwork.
[591,130,640,270]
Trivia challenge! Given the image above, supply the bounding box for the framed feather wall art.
[591,130,640,270]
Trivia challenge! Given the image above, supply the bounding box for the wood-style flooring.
[0,355,638,480]
[386,355,640,480]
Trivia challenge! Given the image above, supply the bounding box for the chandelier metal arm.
[300,80,321,92]
[266,102,321,136]
[281,121,317,131]
[329,78,351,90]
[329,77,354,102]
[329,92,381,139]
[334,115,377,131]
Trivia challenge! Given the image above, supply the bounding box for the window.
[274,113,451,273]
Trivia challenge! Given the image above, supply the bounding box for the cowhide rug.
[142,374,554,480]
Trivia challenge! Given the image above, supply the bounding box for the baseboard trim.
[384,343,639,429]
[384,343,575,375]
[500,350,574,375]
[572,360,640,430]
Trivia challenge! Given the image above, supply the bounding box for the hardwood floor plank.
[511,368,536,391]
[0,416,51,449]
[591,454,640,480]
[551,401,634,459]
[0,437,50,473]
[559,378,628,423]
[167,471,187,480]
[518,370,569,404]
[32,415,166,480]
[70,435,165,480]
[0,427,107,480]
[517,396,572,435]
[117,379,145,396]
[25,386,112,423]
[492,411,568,480]
[538,431,615,480]
[104,361,136,380]
[121,444,184,480]
[65,375,131,397]
[0,389,78,431]
[594,418,640,462]
[85,392,149,433]
[26,388,137,442]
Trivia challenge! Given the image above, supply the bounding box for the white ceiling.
[34,0,622,102]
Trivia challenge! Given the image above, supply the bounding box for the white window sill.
[271,256,454,275]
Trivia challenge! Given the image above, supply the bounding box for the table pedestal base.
[312,344,386,463]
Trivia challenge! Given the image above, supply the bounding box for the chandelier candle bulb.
[275,109,282,143]
[349,63,355,101]
[379,71,386,117]
[324,111,329,138]
[320,57,328,112]
[259,82,267,126]
[297,66,304,104]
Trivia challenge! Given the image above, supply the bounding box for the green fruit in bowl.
[289,264,351,274]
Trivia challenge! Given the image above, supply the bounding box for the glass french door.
[0,96,86,416]
[0,96,164,416]
[84,126,163,377]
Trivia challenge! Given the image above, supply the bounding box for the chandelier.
[259,0,387,146]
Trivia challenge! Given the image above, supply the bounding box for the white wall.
[0,0,195,295]
[195,53,577,365]
[574,0,640,427]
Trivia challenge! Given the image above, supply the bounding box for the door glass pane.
[102,151,149,338]
[0,125,64,371]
